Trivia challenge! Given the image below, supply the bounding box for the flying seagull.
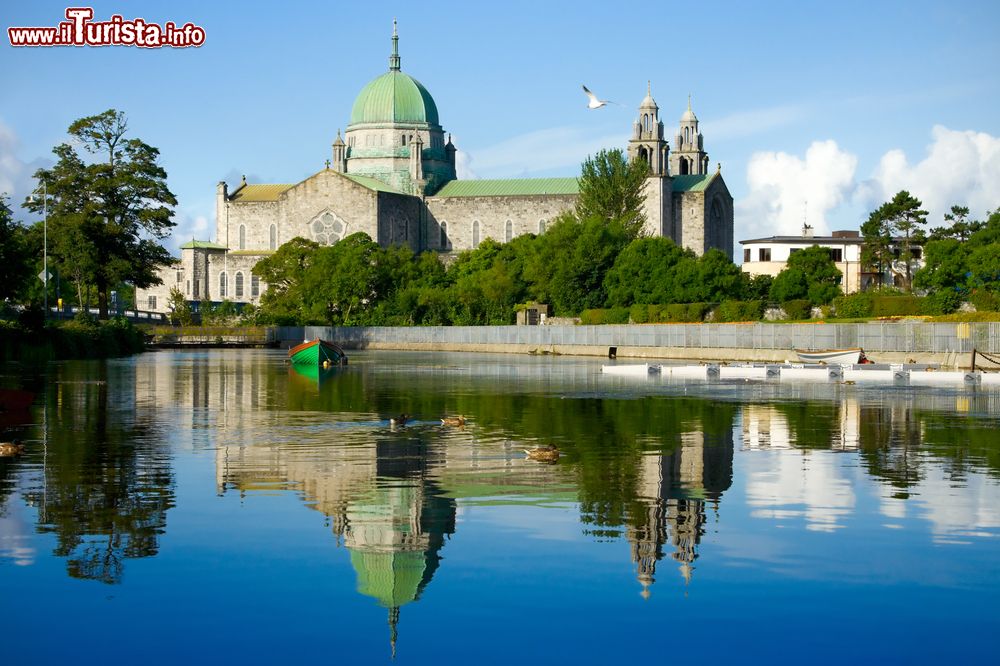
[582,85,618,109]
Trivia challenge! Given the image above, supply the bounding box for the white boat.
[794,348,866,365]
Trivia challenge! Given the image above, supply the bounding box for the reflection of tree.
[23,364,174,584]
[857,405,924,498]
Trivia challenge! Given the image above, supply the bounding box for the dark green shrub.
[834,292,875,318]
[872,295,925,317]
[969,290,1000,312]
[580,308,630,325]
[782,299,812,321]
[629,304,652,324]
[925,291,962,315]
[714,300,764,322]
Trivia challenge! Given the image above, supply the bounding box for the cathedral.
[137,23,734,313]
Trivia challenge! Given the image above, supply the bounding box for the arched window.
[472,220,480,248]
[440,221,449,249]
[685,127,690,144]
[401,134,407,146]
[251,275,260,297]
[538,219,546,234]
[269,224,277,250]
[235,271,244,298]
[679,158,689,175]
[505,220,513,243]
[238,224,246,250]
[219,272,227,298]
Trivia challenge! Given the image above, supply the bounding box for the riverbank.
[0,318,145,362]
[274,321,999,369]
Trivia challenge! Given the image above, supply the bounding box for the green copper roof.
[350,549,427,608]
[433,178,580,198]
[671,174,716,192]
[344,173,407,194]
[180,240,227,250]
[349,71,440,127]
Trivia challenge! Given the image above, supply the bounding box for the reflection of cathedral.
[627,429,734,596]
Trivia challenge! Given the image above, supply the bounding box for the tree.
[769,245,842,305]
[576,149,648,239]
[253,236,319,324]
[929,205,985,241]
[861,202,894,288]
[0,196,32,303]
[886,191,928,292]
[24,110,177,318]
[167,286,193,325]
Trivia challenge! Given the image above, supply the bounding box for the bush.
[833,292,875,318]
[781,299,812,321]
[580,308,630,325]
[714,300,764,322]
[925,291,961,315]
[969,290,1000,312]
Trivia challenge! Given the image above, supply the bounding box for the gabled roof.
[344,173,407,195]
[180,240,227,250]
[433,178,579,198]
[229,184,294,202]
[671,174,716,192]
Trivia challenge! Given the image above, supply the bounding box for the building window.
[251,275,260,298]
[186,280,191,295]
[911,248,922,259]
[193,279,200,299]
[176,270,183,283]
[239,224,246,250]
[147,295,156,310]
[310,211,346,246]
[538,219,546,234]
[269,224,277,250]
[743,248,751,263]
[789,248,801,255]
[472,220,480,247]
[505,220,513,243]
[235,272,244,298]
[828,248,843,262]
[759,248,771,262]
[440,221,449,249]
[219,272,227,298]
[401,134,407,146]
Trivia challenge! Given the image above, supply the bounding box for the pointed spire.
[389,606,399,660]
[647,80,651,96]
[389,18,401,71]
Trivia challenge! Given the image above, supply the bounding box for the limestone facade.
[137,28,734,315]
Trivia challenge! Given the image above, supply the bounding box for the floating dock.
[601,362,1000,387]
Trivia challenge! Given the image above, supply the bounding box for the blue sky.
[2,0,999,254]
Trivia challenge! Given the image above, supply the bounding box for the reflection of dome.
[351,549,429,608]
[349,70,440,127]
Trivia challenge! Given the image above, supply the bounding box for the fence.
[274,322,999,356]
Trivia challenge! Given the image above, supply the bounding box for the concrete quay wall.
[273,322,999,369]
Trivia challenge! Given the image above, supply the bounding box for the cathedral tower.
[670,96,709,175]
[626,83,673,239]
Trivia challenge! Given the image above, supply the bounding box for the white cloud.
[0,118,51,216]
[737,139,858,240]
[857,125,1000,222]
[167,209,213,255]
[736,127,1000,245]
[462,125,625,178]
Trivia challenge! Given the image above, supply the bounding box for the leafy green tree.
[769,245,842,305]
[886,191,928,292]
[929,205,985,241]
[576,149,648,239]
[695,248,746,303]
[166,286,193,325]
[0,196,32,303]
[24,110,177,318]
[253,236,319,323]
[744,273,774,301]
[303,233,387,324]
[604,237,698,306]
[861,202,894,288]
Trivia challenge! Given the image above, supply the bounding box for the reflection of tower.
[838,398,860,450]
[343,435,455,659]
[626,428,734,594]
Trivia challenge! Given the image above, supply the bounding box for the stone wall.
[424,194,577,251]
[277,170,380,245]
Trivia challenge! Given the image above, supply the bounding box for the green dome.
[349,70,440,127]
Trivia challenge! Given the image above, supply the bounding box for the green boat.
[287,338,348,367]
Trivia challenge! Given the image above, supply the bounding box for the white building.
[740,226,923,294]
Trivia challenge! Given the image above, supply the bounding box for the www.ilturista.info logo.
[8,7,205,48]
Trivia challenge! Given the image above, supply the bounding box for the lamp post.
[33,181,48,318]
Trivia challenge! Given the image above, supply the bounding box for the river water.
[1,349,999,664]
